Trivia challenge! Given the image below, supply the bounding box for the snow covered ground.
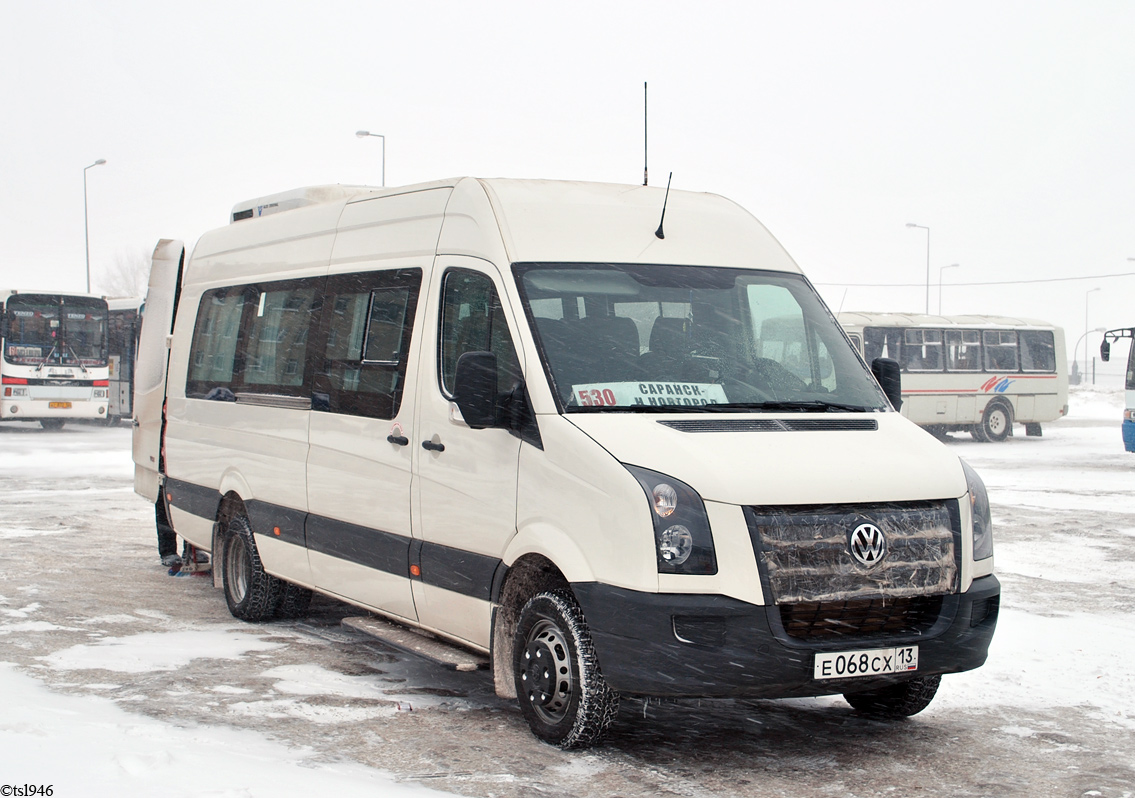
[1,386,1133,797]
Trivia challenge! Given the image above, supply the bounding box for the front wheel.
[844,674,941,717]
[222,516,282,621]
[513,591,619,748]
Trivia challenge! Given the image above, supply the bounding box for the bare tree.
[94,246,151,298]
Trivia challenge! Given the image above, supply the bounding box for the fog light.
[659,525,693,564]
[10,406,17,414]
[98,406,106,414]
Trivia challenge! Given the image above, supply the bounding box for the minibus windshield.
[515,263,889,413]
[4,294,109,367]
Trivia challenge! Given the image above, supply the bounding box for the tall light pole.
[938,263,959,315]
[355,130,385,187]
[906,223,930,314]
[83,159,107,293]
[1084,286,1101,379]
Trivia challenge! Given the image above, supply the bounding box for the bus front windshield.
[4,294,109,368]
[515,263,889,413]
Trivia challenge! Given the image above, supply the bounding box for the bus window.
[902,329,943,372]
[1019,330,1056,372]
[946,329,981,372]
[983,330,1019,371]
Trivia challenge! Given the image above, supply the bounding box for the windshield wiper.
[63,345,90,374]
[725,400,871,413]
[33,343,59,373]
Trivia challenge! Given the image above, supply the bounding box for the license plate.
[48,402,72,409]
[814,645,918,680]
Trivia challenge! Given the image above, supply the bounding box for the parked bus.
[838,313,1068,442]
[1099,327,1135,452]
[134,180,998,747]
[1,290,110,429]
[107,297,143,425]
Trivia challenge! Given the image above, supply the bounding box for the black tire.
[39,419,65,431]
[513,591,619,748]
[981,402,1012,442]
[275,582,313,619]
[970,422,988,442]
[222,515,283,621]
[844,674,941,718]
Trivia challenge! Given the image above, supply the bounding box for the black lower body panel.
[572,575,999,698]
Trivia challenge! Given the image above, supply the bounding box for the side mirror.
[1100,340,1111,362]
[452,351,498,429]
[871,357,903,410]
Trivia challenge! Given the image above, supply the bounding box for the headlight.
[961,459,993,561]
[625,465,717,575]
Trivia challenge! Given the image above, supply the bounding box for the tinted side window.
[314,269,421,420]
[863,327,903,363]
[1019,330,1055,372]
[438,269,521,398]
[243,284,318,392]
[187,287,245,398]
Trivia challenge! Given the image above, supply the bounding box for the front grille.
[780,595,944,640]
[746,501,959,605]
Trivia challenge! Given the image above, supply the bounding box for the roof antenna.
[655,171,672,239]
[643,81,649,186]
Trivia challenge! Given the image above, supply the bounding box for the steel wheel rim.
[521,617,574,725]
[226,536,249,602]
[988,408,1007,435]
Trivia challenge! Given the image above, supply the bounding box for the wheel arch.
[490,553,572,700]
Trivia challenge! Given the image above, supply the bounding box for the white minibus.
[133,178,999,747]
[838,312,1068,442]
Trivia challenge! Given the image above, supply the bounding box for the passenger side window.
[439,269,521,398]
[983,330,1019,371]
[186,287,245,398]
[946,330,982,371]
[902,329,943,372]
[243,285,318,391]
[315,270,421,420]
[1019,330,1055,372]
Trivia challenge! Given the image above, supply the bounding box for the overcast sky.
[1,1,1132,370]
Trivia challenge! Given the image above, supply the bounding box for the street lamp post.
[83,159,107,293]
[906,223,930,314]
[355,130,385,187]
[938,263,959,315]
[1084,287,1101,382]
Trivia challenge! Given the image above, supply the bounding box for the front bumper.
[573,574,999,698]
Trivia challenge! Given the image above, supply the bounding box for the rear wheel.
[513,591,619,748]
[275,582,313,619]
[981,402,1012,442]
[844,674,941,717]
[222,515,282,621]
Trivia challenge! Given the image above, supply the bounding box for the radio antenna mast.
[643,82,648,186]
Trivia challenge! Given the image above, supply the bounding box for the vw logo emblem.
[849,523,887,567]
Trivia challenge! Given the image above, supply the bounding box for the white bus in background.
[1,290,110,429]
[107,297,144,425]
[1099,327,1135,452]
[838,313,1068,442]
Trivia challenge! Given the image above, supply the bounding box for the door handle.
[421,440,445,453]
[387,434,409,446]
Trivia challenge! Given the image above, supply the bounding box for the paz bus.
[838,312,1068,442]
[1,290,110,429]
[1100,327,1135,452]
